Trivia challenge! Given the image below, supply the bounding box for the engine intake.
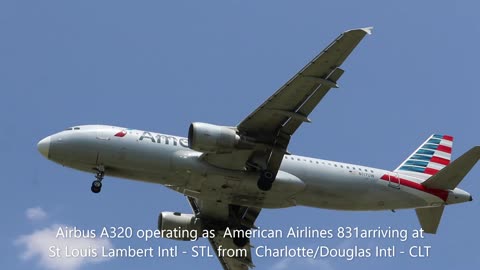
[157,212,202,241]
[188,122,244,153]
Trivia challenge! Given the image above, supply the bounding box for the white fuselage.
[38,125,470,211]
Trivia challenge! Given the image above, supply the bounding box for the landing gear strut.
[257,170,274,191]
[91,166,105,193]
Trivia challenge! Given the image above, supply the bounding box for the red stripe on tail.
[424,167,439,175]
[442,135,453,142]
[437,145,452,154]
[430,156,449,166]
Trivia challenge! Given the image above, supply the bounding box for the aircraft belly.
[297,182,427,210]
[288,167,428,210]
[171,163,306,208]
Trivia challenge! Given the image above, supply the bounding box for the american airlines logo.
[114,130,127,137]
[139,131,189,148]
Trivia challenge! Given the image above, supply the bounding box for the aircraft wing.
[187,196,261,270]
[204,27,372,171]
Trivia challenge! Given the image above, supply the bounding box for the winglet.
[346,26,374,35]
[361,26,374,35]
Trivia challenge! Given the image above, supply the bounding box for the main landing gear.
[257,170,274,191]
[91,166,105,194]
[233,233,249,247]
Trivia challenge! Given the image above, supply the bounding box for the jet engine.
[188,122,251,153]
[158,212,202,241]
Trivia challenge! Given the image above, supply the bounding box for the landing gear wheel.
[233,236,249,247]
[91,166,105,194]
[91,185,101,193]
[91,180,102,193]
[257,170,275,191]
[257,179,272,191]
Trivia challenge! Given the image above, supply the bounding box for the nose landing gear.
[91,166,105,193]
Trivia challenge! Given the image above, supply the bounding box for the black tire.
[257,179,272,191]
[257,170,275,191]
[92,180,102,188]
[91,185,101,193]
[262,170,274,182]
[91,180,102,193]
[233,236,249,247]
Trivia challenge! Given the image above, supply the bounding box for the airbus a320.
[37,27,477,270]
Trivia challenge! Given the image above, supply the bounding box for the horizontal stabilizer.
[415,206,445,234]
[422,146,480,190]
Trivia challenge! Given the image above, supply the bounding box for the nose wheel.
[91,166,105,193]
[91,180,102,193]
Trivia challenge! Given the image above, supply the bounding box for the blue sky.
[1,0,479,269]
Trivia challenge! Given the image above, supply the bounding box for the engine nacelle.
[157,212,202,241]
[188,122,242,153]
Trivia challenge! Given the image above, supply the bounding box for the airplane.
[37,27,477,269]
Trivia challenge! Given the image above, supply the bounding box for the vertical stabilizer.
[394,134,453,180]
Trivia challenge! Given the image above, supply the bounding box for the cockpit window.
[65,127,81,131]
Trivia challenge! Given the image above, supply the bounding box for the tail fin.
[414,145,480,234]
[394,134,453,180]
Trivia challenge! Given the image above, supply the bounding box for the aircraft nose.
[37,136,51,158]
